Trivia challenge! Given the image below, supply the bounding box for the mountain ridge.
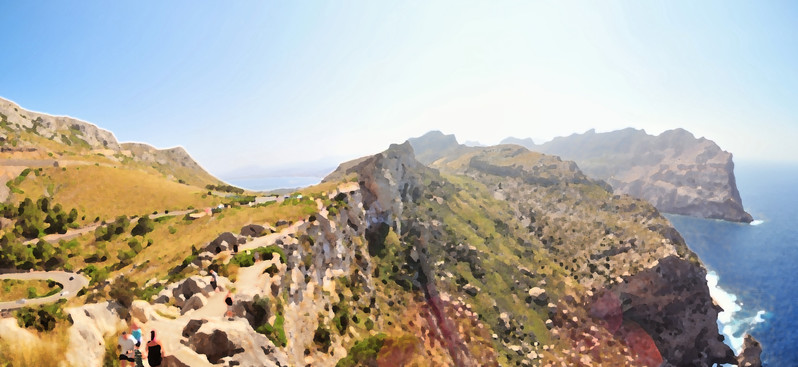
[432,129,750,223]
[0,96,222,188]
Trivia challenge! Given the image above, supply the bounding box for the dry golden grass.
[119,201,317,285]
[0,279,61,302]
[0,325,70,367]
[15,165,221,223]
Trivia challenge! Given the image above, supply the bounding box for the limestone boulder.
[182,318,208,338]
[64,302,126,367]
[527,287,548,305]
[205,232,240,254]
[240,224,268,237]
[171,276,213,305]
[187,319,288,366]
[181,293,208,315]
[130,300,158,322]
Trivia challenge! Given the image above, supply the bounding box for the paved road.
[0,271,89,311]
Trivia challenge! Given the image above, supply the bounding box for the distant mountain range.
[408,129,751,223]
[502,128,752,223]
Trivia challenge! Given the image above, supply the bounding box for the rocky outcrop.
[204,232,243,254]
[608,256,736,366]
[181,293,208,315]
[531,128,752,222]
[0,97,120,150]
[737,334,763,367]
[64,302,126,367]
[156,276,214,308]
[407,130,470,165]
[187,319,288,366]
[240,223,269,237]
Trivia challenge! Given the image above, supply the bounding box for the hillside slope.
[320,142,735,366]
[0,97,222,188]
[0,97,225,219]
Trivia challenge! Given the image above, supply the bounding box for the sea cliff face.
[530,128,753,223]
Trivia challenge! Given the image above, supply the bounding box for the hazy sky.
[1,1,797,180]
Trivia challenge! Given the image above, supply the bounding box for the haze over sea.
[667,161,798,366]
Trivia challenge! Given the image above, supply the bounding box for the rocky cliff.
[322,141,736,366]
[0,98,120,150]
[530,128,753,223]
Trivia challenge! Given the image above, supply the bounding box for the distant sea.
[666,162,798,366]
[224,176,322,192]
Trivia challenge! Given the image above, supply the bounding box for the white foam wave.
[750,219,764,226]
[706,271,767,355]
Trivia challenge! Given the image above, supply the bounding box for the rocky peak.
[407,130,470,165]
[121,143,205,170]
[499,136,536,149]
[332,141,431,234]
[0,97,120,150]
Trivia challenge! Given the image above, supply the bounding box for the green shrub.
[131,216,155,236]
[255,313,286,347]
[335,334,387,367]
[14,300,68,332]
[82,265,110,285]
[254,245,287,264]
[314,324,332,352]
[230,251,254,267]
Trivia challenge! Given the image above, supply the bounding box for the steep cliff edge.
[325,141,735,366]
[530,128,753,223]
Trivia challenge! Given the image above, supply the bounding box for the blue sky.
[1,1,797,180]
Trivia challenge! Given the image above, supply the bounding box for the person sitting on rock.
[146,330,164,367]
[118,330,136,367]
[225,291,234,319]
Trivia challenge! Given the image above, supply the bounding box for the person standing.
[210,269,219,292]
[131,321,142,346]
[133,345,144,367]
[225,291,234,319]
[118,331,136,367]
[146,330,164,367]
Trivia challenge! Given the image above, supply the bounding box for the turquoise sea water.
[666,162,798,366]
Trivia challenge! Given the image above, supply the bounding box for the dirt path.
[0,271,89,311]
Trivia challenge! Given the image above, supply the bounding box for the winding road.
[0,271,89,311]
